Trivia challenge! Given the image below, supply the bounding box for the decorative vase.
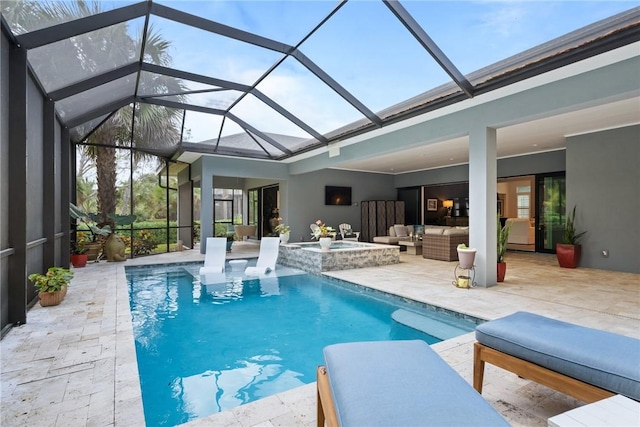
[497,262,507,282]
[556,243,581,268]
[38,287,66,307]
[70,253,87,268]
[319,237,332,251]
[280,233,290,244]
[104,234,127,262]
[457,248,476,269]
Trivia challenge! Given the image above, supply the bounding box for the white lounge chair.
[199,237,227,276]
[339,223,360,241]
[245,237,280,275]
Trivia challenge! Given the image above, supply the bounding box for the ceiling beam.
[150,3,294,54]
[181,142,274,160]
[292,50,383,127]
[16,2,148,49]
[227,113,292,155]
[383,0,474,98]
[48,62,140,101]
[141,63,251,92]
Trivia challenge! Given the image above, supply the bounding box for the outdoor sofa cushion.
[321,340,509,426]
[475,311,640,400]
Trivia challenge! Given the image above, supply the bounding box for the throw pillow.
[393,224,408,237]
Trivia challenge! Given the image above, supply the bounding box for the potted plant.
[70,238,88,268]
[70,203,136,262]
[28,267,73,307]
[274,219,291,244]
[556,206,586,268]
[457,243,476,269]
[311,219,334,251]
[497,216,512,282]
[226,233,236,252]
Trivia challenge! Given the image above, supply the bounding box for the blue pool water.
[126,263,477,426]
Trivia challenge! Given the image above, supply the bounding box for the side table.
[548,395,639,427]
[398,240,422,255]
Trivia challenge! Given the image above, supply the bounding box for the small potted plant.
[556,206,587,268]
[497,216,512,282]
[225,233,236,252]
[274,219,291,244]
[457,243,476,269]
[70,236,88,268]
[28,267,73,307]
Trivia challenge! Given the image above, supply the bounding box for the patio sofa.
[422,226,469,261]
[505,218,535,244]
[474,311,640,403]
[317,340,508,427]
[372,225,414,245]
[234,225,257,240]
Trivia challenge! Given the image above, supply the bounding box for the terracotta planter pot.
[70,253,87,268]
[497,262,507,282]
[84,242,102,261]
[556,243,581,268]
[38,287,66,307]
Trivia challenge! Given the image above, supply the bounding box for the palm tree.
[6,0,186,224]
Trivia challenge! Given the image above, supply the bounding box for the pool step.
[391,309,472,340]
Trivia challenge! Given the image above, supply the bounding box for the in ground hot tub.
[278,241,399,274]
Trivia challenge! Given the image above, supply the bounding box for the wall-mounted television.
[325,186,352,206]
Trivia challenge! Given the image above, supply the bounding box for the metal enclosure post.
[8,44,28,325]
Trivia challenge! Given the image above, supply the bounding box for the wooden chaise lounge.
[317,340,509,427]
[474,311,640,403]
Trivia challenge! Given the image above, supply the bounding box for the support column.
[43,99,55,268]
[61,127,71,267]
[8,44,27,324]
[199,175,213,254]
[469,126,497,287]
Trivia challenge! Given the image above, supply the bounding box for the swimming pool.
[126,262,479,426]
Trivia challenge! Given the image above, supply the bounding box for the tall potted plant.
[556,206,586,268]
[497,216,511,282]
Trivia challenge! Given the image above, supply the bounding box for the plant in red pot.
[497,215,511,282]
[70,239,88,268]
[556,206,586,268]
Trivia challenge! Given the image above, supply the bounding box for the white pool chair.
[199,237,227,276]
[339,223,360,241]
[245,237,280,275]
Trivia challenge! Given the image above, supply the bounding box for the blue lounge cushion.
[323,340,509,426]
[475,311,640,400]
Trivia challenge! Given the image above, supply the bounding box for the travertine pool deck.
[2,242,638,426]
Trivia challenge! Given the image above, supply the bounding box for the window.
[516,186,531,218]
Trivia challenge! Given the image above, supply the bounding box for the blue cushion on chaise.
[475,311,640,400]
[323,340,509,426]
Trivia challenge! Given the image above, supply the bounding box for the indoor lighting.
[443,199,454,216]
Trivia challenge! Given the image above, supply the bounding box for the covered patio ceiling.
[3,1,639,163]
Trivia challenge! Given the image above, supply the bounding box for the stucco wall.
[566,125,640,273]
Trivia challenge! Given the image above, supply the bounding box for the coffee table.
[399,240,422,255]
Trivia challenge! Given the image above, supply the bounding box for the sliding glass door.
[536,173,566,253]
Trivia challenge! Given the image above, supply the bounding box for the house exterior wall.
[567,125,640,273]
